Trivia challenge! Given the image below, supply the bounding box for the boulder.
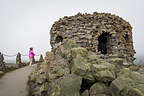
[28,41,142,96]
[57,40,78,59]
[81,90,89,96]
[91,62,116,82]
[106,58,123,65]
[71,55,92,78]
[48,54,70,80]
[49,74,82,96]
[50,66,69,79]
[70,47,116,82]
[89,83,111,96]
[87,53,116,82]
[71,47,88,58]
[70,47,95,81]
[111,68,144,96]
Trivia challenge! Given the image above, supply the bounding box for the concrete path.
[0,65,36,96]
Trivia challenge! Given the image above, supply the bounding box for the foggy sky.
[0,0,144,62]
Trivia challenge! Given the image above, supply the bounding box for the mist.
[0,0,144,62]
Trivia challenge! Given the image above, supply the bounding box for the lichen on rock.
[28,12,144,96]
[111,68,144,96]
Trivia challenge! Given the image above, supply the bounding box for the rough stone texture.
[32,57,36,63]
[128,65,144,75]
[28,52,70,96]
[89,83,110,96]
[39,54,44,62]
[81,90,89,96]
[111,68,144,96]
[0,52,5,71]
[28,62,47,96]
[0,52,29,74]
[50,12,135,63]
[16,52,22,67]
[28,12,143,96]
[28,39,144,96]
[68,46,116,82]
[48,74,82,96]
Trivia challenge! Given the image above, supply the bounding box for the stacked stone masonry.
[0,52,5,71]
[16,52,22,67]
[50,12,135,63]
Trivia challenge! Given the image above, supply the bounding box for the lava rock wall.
[50,12,135,63]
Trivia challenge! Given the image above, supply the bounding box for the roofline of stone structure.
[51,11,132,28]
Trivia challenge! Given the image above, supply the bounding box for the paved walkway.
[0,65,36,96]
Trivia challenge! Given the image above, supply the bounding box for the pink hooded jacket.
[29,50,35,58]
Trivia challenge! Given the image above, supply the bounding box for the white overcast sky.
[0,0,144,62]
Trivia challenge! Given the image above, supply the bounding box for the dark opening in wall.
[124,34,129,43]
[98,33,110,54]
[80,78,95,94]
[55,35,63,43]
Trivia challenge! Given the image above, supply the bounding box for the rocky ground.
[28,40,144,96]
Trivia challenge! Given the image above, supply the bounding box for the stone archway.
[98,33,111,54]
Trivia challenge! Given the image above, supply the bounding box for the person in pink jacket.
[29,47,35,66]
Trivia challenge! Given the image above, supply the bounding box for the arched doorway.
[98,33,110,54]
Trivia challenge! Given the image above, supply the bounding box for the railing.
[0,52,44,67]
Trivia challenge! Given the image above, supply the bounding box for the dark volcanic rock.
[89,83,111,96]
[28,12,143,96]
[50,12,135,63]
[48,74,82,96]
[111,68,144,96]
[28,40,144,96]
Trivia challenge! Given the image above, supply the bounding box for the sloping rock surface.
[28,40,144,96]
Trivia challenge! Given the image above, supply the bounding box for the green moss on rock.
[49,74,82,96]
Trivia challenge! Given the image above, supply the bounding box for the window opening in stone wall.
[55,35,63,43]
[98,33,110,54]
[124,34,129,43]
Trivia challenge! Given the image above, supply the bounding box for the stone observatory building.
[50,12,135,63]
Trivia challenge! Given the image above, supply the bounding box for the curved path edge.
[0,65,36,96]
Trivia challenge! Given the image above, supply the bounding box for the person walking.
[29,47,35,66]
